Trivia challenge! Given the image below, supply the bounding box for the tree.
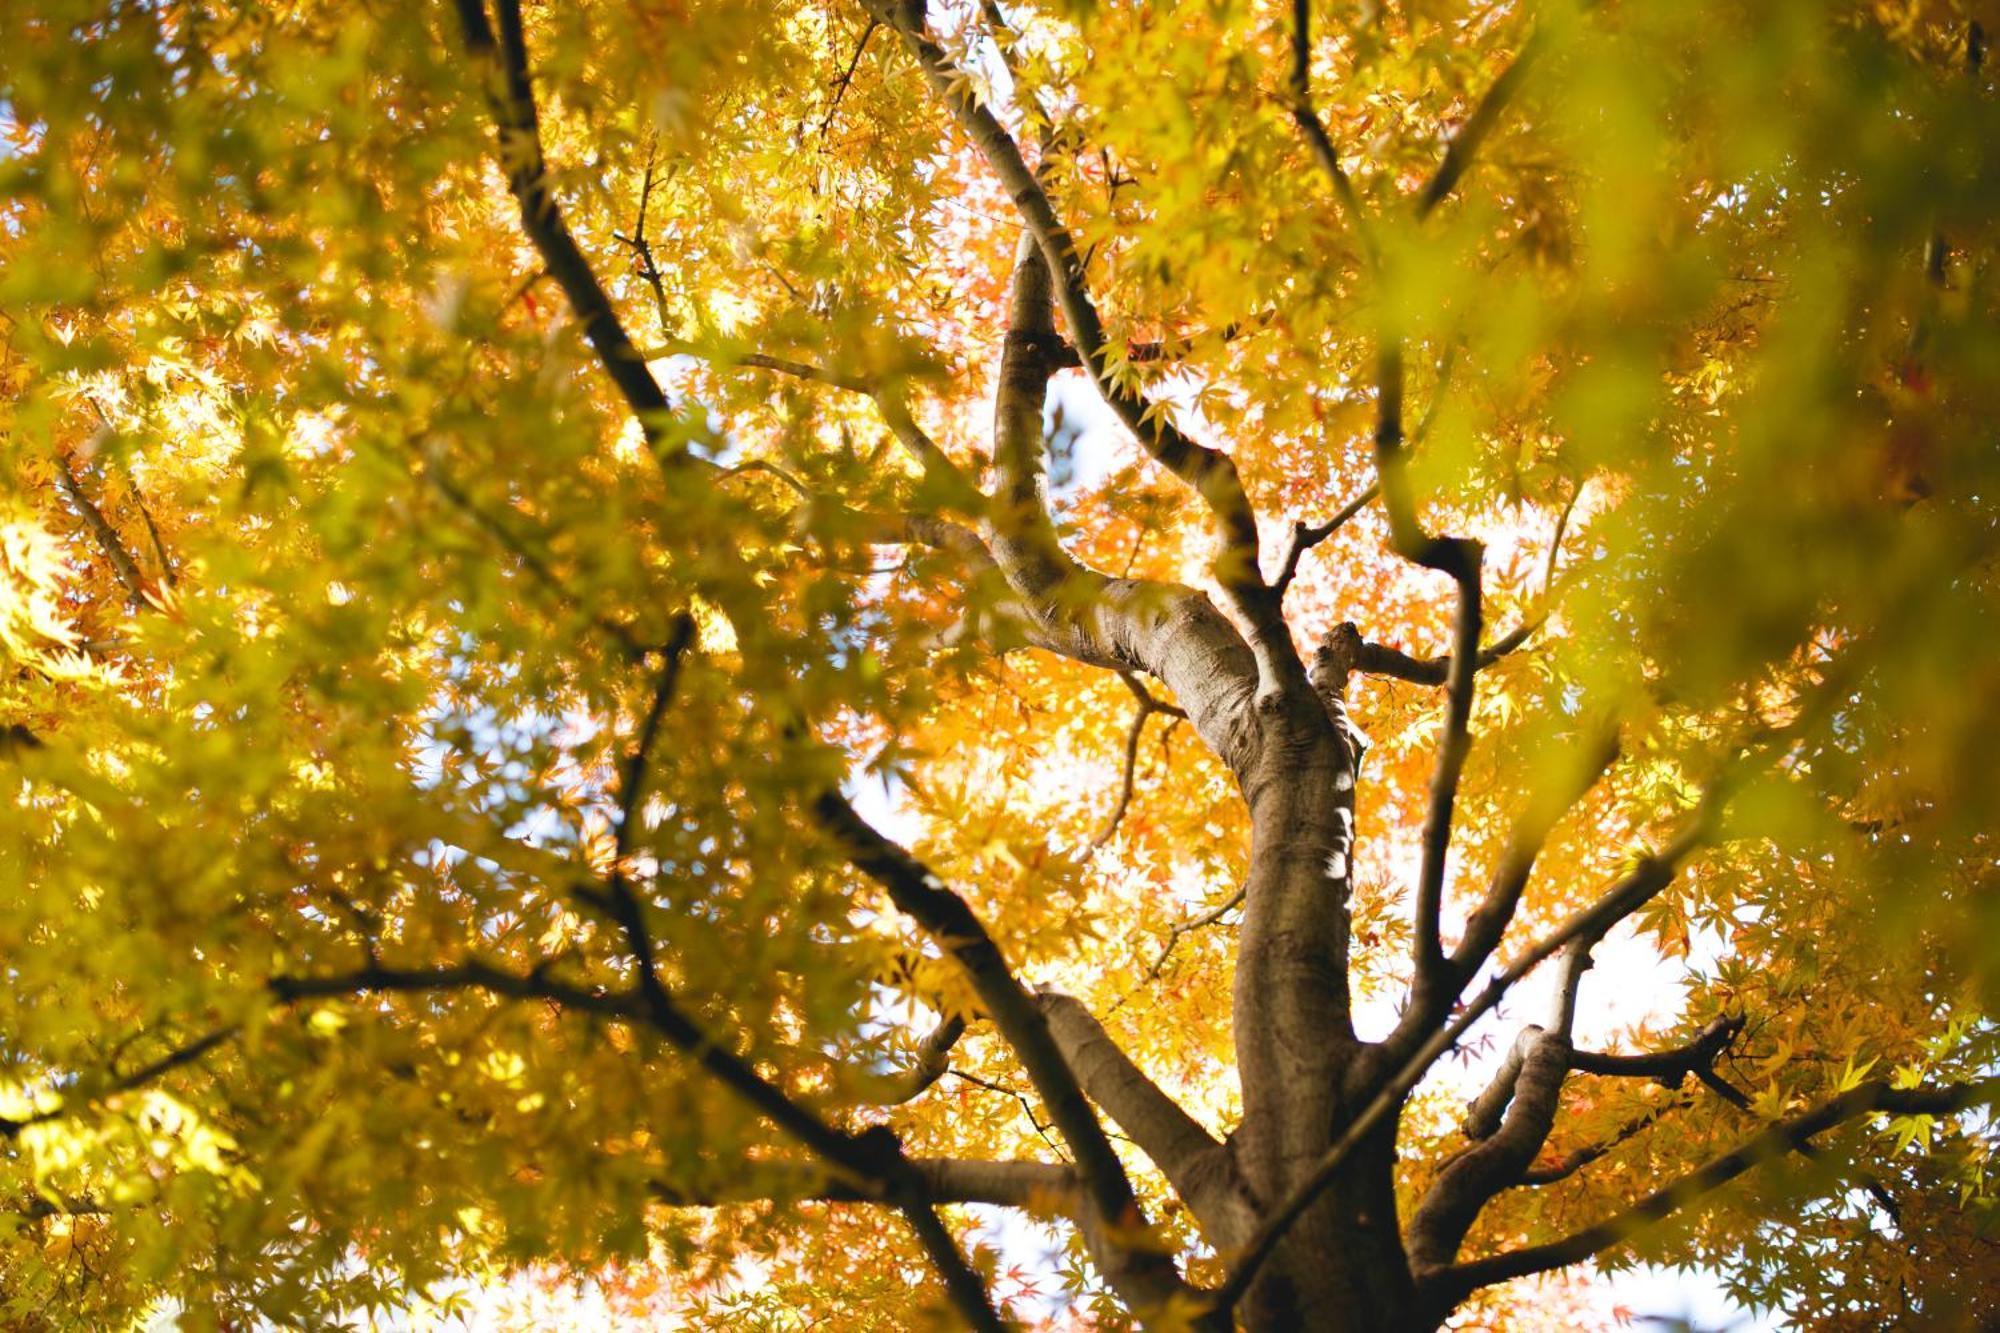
[2,0,1998,1327]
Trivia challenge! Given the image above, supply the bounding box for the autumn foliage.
[3,0,2000,1329]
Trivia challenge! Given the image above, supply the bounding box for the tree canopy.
[3,0,1999,1328]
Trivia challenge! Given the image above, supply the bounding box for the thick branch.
[988,236,1093,605]
[884,1014,967,1105]
[1364,339,1487,1024]
[910,1155,1075,1209]
[587,631,993,1293]
[735,307,1261,731]
[1036,991,1254,1247]
[899,1202,1015,1331]
[1408,534,1483,994]
[1462,1026,1535,1142]
[1422,1076,2000,1310]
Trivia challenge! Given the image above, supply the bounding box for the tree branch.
[1461,1026,1536,1143]
[451,0,682,455]
[584,632,983,1251]
[1109,885,1245,1015]
[272,952,1008,1330]
[1415,32,1544,220]
[1408,527,1483,1005]
[987,235,1098,606]
[0,1024,239,1140]
[80,396,179,589]
[1271,483,1378,599]
[1406,1025,1572,1270]
[1569,1014,1747,1084]
[419,455,657,663]
[53,450,150,606]
[812,791,1197,1317]
[1362,338,1487,1020]
[1413,945,1596,1258]
[1519,1100,1683,1188]
[267,960,641,1018]
[1088,672,1185,850]
[1325,620,1537,687]
[869,2,1273,627]
[1447,726,1620,985]
[817,18,880,138]
[884,1014,967,1105]
[1286,0,1376,263]
[1035,990,1255,1247]
[1420,1075,2000,1311]
[899,1202,1016,1332]
[719,349,984,509]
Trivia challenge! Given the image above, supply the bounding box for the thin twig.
[951,1068,1067,1160]
[818,19,880,139]
[1088,673,1186,850]
[1105,886,1248,1016]
[1272,483,1378,598]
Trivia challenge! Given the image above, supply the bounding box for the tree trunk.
[1231,693,1420,1329]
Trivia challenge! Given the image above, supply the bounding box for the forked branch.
[1271,484,1379,599]
[1036,990,1255,1246]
